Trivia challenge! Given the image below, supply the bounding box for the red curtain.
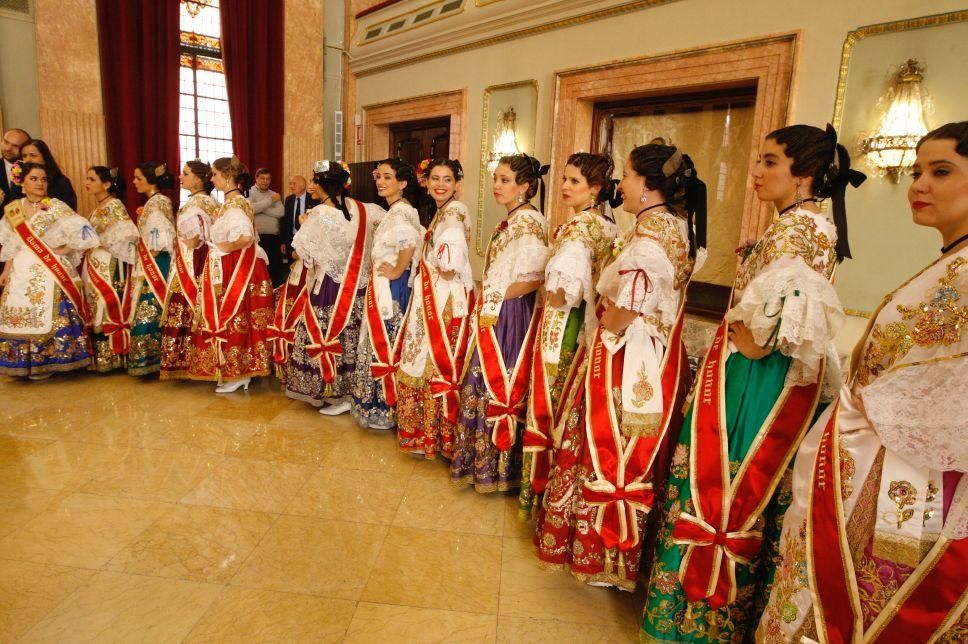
[221,0,285,191]
[96,0,181,213]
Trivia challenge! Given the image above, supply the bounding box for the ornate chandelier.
[859,59,930,183]
[488,107,521,172]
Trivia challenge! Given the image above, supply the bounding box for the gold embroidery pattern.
[631,362,654,405]
[0,264,49,330]
[840,446,856,500]
[89,198,130,233]
[734,211,836,292]
[761,520,809,640]
[886,480,917,530]
[859,257,967,386]
[634,211,693,290]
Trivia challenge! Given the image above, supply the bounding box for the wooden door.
[389,117,451,167]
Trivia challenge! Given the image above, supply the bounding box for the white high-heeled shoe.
[319,400,350,416]
[215,377,251,394]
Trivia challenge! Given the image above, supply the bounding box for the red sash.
[267,265,307,365]
[303,199,369,383]
[173,241,199,309]
[364,271,405,406]
[672,320,821,608]
[808,408,968,643]
[477,302,542,451]
[582,308,685,552]
[85,254,129,354]
[135,238,169,304]
[6,203,89,325]
[421,258,476,423]
[199,243,257,362]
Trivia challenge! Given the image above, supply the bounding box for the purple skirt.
[450,293,536,493]
[284,273,365,406]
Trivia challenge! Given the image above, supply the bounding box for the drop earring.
[640,192,647,204]
[794,184,803,209]
[518,193,525,204]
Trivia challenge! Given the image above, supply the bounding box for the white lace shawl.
[545,210,618,309]
[858,249,968,476]
[177,194,216,242]
[139,193,175,253]
[293,200,385,283]
[209,207,253,244]
[424,200,473,291]
[99,218,139,265]
[480,208,549,324]
[373,201,423,283]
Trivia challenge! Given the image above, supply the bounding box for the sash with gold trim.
[582,305,686,552]
[477,302,542,451]
[5,202,90,325]
[672,320,822,608]
[199,243,257,366]
[85,254,129,353]
[365,270,405,406]
[134,237,169,304]
[808,408,968,644]
[303,199,369,383]
[268,264,307,365]
[422,257,476,423]
[173,241,199,309]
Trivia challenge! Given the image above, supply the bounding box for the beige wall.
[0,8,41,137]
[350,0,967,349]
[283,0,326,190]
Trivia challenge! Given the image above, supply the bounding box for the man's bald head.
[289,175,307,195]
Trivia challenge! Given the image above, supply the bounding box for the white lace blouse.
[293,199,386,283]
[479,207,549,326]
[372,200,423,281]
[138,193,176,253]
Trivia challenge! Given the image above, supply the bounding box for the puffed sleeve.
[292,208,338,270]
[433,203,471,278]
[384,207,422,253]
[598,233,678,323]
[141,205,176,252]
[545,238,591,309]
[100,218,139,264]
[508,213,549,284]
[177,204,210,242]
[44,212,100,253]
[0,216,21,261]
[217,208,255,243]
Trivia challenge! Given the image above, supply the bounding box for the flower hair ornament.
[109,167,119,179]
[417,158,432,176]
[154,163,167,178]
[9,161,25,185]
[312,160,352,188]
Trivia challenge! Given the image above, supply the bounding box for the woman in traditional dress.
[757,122,968,644]
[284,160,384,413]
[186,156,273,392]
[159,160,218,379]
[81,165,138,373]
[640,124,863,642]
[0,162,98,378]
[127,161,176,376]
[20,139,77,210]
[351,158,424,429]
[520,152,618,515]
[532,144,704,590]
[450,154,550,493]
[395,159,474,458]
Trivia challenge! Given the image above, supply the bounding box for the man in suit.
[281,175,318,262]
[0,128,30,208]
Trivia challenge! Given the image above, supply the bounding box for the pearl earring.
[794,184,803,209]
[518,193,525,204]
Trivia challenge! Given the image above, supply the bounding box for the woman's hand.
[728,321,771,360]
[51,245,72,256]
[438,269,456,280]
[375,263,394,278]
[547,288,567,309]
[600,301,637,335]
[184,236,201,250]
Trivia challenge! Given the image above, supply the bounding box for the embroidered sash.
[365,270,405,405]
[808,408,968,644]
[85,254,129,353]
[267,263,307,365]
[199,243,257,366]
[303,199,369,383]
[582,306,685,552]
[6,203,89,325]
[173,241,199,309]
[523,308,556,492]
[135,237,168,304]
[421,257,476,422]
[672,320,822,608]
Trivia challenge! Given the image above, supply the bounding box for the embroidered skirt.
[0,292,91,376]
[127,252,171,376]
[159,246,207,379]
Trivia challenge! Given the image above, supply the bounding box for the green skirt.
[127,252,170,376]
[640,350,808,643]
[518,303,584,516]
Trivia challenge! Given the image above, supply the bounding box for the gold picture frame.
[476,79,539,257]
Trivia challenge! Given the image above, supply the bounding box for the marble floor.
[0,372,644,643]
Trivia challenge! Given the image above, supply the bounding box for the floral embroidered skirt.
[532,330,688,591]
[160,246,206,380]
[186,252,273,382]
[350,270,411,429]
[450,293,535,493]
[283,274,364,406]
[396,295,462,459]
[127,252,170,376]
[87,258,126,373]
[640,350,799,642]
[0,292,91,376]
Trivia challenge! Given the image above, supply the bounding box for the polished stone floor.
[0,372,643,643]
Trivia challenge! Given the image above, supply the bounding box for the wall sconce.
[859,59,930,183]
[487,107,520,172]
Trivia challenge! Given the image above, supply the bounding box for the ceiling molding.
[350,0,679,76]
